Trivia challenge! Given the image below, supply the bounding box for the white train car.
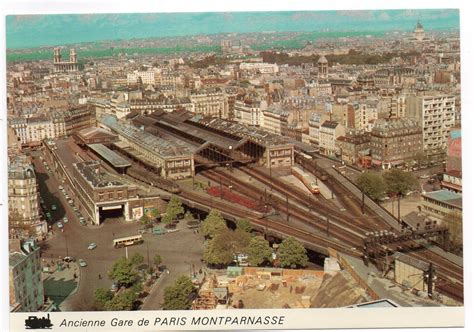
[291,166,320,194]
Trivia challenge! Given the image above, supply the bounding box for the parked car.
[57,222,63,229]
[63,217,69,223]
[78,259,87,267]
[62,256,75,263]
[51,204,57,211]
[87,243,97,250]
[79,218,87,226]
[58,185,63,190]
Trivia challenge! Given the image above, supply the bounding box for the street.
[32,150,205,311]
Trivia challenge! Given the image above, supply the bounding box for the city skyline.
[7,9,460,49]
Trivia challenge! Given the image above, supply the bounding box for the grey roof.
[393,252,430,272]
[9,252,26,268]
[422,190,462,209]
[99,114,193,158]
[74,160,125,188]
[88,144,131,168]
[321,120,339,129]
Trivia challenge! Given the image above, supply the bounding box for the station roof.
[88,143,131,168]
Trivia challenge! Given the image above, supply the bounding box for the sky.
[6,9,460,49]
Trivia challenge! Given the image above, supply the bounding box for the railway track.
[296,155,382,230]
[238,167,377,234]
[180,189,361,256]
[86,143,463,303]
[203,167,464,303]
[201,169,365,248]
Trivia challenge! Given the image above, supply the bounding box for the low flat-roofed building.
[74,126,118,146]
[72,160,138,225]
[402,211,440,231]
[393,252,433,293]
[421,189,462,220]
[441,170,462,193]
[42,138,163,225]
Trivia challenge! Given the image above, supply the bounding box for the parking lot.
[32,150,205,311]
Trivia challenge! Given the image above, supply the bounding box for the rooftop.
[99,114,193,158]
[74,160,125,188]
[88,144,131,168]
[393,252,430,272]
[9,252,26,268]
[422,190,462,209]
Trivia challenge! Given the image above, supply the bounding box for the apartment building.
[370,118,423,168]
[190,89,226,118]
[319,121,346,157]
[406,95,456,158]
[9,239,44,312]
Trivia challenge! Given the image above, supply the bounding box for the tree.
[149,208,160,220]
[383,169,418,196]
[201,209,227,239]
[164,195,184,223]
[246,236,273,266]
[140,214,151,225]
[163,275,195,310]
[382,169,418,221]
[104,289,137,311]
[356,172,386,201]
[108,257,139,288]
[203,229,251,266]
[130,253,144,267]
[236,218,252,233]
[278,237,308,268]
[153,254,162,268]
[161,213,173,224]
[93,288,113,310]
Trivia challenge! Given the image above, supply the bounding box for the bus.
[113,235,144,248]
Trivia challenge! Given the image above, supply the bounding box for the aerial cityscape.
[6,10,463,314]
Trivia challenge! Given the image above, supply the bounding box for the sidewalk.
[41,258,80,311]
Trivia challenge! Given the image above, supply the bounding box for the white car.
[88,243,97,250]
[57,222,64,229]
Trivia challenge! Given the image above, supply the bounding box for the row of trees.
[201,210,308,268]
[356,169,418,201]
[140,195,185,225]
[93,252,162,311]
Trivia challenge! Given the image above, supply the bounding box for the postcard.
[2,1,468,331]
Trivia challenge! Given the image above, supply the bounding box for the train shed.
[87,143,131,172]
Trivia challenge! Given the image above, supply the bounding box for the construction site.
[190,248,455,311]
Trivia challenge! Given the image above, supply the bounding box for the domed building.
[412,21,429,42]
[317,55,328,78]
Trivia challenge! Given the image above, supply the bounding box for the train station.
[42,138,163,225]
[132,110,295,170]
